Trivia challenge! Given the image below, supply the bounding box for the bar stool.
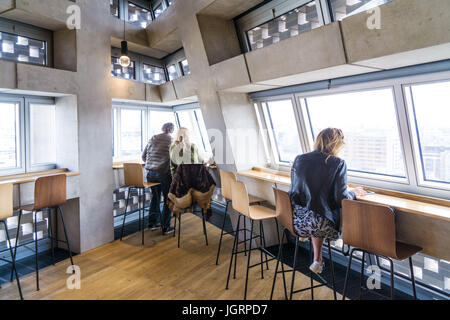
[270,188,337,300]
[215,170,265,265]
[225,180,278,300]
[0,184,23,300]
[119,163,160,245]
[16,174,74,291]
[341,199,422,300]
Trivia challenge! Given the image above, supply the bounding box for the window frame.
[0,17,53,67]
[252,70,450,200]
[0,94,56,177]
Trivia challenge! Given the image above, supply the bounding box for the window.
[0,101,21,171]
[262,100,302,164]
[128,2,152,28]
[153,3,164,18]
[328,0,392,21]
[29,103,56,167]
[167,64,180,81]
[175,108,213,160]
[0,95,56,176]
[148,110,176,139]
[247,1,321,51]
[301,88,406,178]
[142,64,166,85]
[111,56,136,80]
[110,0,120,17]
[180,59,190,76]
[113,104,177,161]
[0,31,47,66]
[405,80,450,185]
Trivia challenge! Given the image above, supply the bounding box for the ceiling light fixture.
[120,19,131,68]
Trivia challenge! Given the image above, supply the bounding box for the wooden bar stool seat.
[270,188,337,301]
[0,184,23,300]
[16,174,74,292]
[341,199,422,300]
[225,180,279,300]
[119,163,161,245]
[216,170,266,265]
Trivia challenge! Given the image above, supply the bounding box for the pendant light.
[120,18,131,68]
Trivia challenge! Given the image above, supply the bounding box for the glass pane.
[329,0,392,21]
[142,64,166,85]
[0,31,46,66]
[110,0,119,17]
[148,110,176,139]
[303,88,406,177]
[247,1,320,51]
[120,109,143,159]
[30,104,56,165]
[176,109,209,158]
[180,59,190,76]
[153,3,164,18]
[128,2,152,28]
[405,81,450,184]
[264,100,302,163]
[194,110,212,157]
[111,56,135,80]
[167,64,179,81]
[0,102,20,169]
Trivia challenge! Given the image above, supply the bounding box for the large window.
[0,95,56,176]
[405,80,450,185]
[0,18,52,67]
[262,99,302,164]
[301,88,406,178]
[167,64,180,81]
[247,1,321,51]
[328,0,393,21]
[128,1,152,28]
[175,108,213,160]
[112,104,176,161]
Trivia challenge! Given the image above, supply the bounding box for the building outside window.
[328,0,393,21]
[128,1,152,28]
[142,64,167,85]
[180,59,190,76]
[111,56,136,80]
[167,64,180,81]
[0,31,47,66]
[110,0,120,17]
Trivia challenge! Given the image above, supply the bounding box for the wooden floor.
[1,214,340,300]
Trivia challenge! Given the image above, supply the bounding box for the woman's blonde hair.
[314,128,345,161]
[173,127,191,151]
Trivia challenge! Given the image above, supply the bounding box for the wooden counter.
[0,169,80,185]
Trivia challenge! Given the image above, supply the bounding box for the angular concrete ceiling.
[198,0,266,20]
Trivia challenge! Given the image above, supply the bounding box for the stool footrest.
[292,283,327,295]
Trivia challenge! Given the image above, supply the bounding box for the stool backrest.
[342,199,397,259]
[219,170,236,201]
[124,163,144,188]
[273,188,296,236]
[0,184,14,221]
[34,174,67,210]
[231,180,250,218]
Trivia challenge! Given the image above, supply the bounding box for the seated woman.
[169,127,204,176]
[289,128,367,274]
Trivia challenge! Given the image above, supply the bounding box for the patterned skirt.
[293,205,339,240]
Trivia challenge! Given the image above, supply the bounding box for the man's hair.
[162,122,175,133]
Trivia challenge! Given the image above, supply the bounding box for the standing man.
[142,122,175,234]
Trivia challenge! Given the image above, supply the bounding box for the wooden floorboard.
[0,214,340,300]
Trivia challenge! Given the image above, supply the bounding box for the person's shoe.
[309,261,325,274]
[148,223,161,231]
[162,226,175,235]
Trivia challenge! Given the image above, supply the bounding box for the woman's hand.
[350,187,368,197]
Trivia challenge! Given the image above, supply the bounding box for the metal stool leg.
[33,211,39,291]
[243,220,254,300]
[177,214,182,248]
[226,213,241,290]
[270,228,287,300]
[11,212,22,282]
[359,251,366,300]
[1,220,23,300]
[139,188,145,246]
[48,208,55,265]
[389,257,395,300]
[215,200,229,265]
[173,213,177,238]
[409,257,417,299]
[233,215,242,279]
[309,238,314,300]
[327,239,337,300]
[58,206,74,270]
[342,248,356,300]
[243,218,247,256]
[259,222,264,279]
[120,187,132,241]
[289,237,299,300]
[202,209,208,246]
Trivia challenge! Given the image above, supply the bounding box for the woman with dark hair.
[289,128,367,273]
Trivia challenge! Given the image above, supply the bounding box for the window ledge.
[0,169,80,185]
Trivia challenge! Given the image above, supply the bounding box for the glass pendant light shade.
[120,40,131,68]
